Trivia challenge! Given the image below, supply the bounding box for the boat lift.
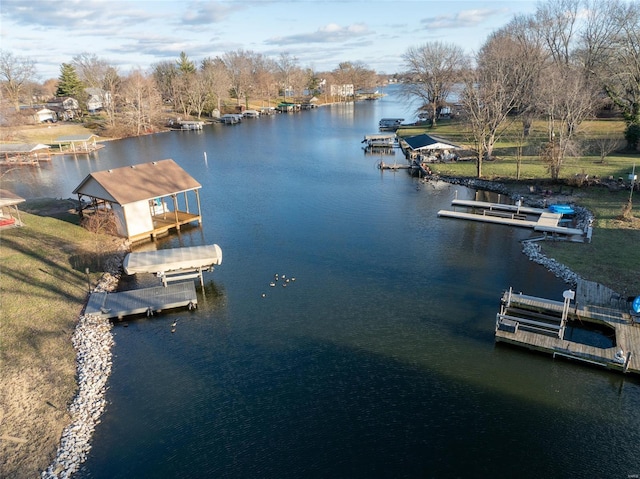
[123,244,223,288]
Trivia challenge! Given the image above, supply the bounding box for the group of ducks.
[261,273,296,298]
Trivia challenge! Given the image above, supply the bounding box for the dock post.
[624,352,632,373]
[559,289,575,340]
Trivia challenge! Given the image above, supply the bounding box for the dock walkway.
[85,281,197,320]
[438,199,586,241]
[495,282,640,375]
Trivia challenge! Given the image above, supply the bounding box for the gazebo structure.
[73,159,203,243]
[400,134,462,162]
[0,190,25,228]
[54,134,103,154]
[0,144,51,165]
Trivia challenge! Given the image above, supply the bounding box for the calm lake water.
[9,86,640,478]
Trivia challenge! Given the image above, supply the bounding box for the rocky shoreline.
[41,254,124,479]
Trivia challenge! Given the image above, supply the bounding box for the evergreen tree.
[56,63,84,98]
[176,52,196,74]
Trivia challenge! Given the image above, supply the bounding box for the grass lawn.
[0,122,108,145]
[0,201,123,479]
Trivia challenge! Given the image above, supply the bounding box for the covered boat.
[549,204,575,215]
[124,244,222,275]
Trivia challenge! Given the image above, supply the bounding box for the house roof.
[54,134,99,142]
[72,159,201,205]
[0,189,25,207]
[0,143,51,154]
[403,134,461,151]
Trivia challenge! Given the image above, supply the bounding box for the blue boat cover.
[633,295,640,314]
[549,204,575,215]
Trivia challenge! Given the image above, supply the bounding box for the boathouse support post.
[171,195,179,228]
[195,189,203,225]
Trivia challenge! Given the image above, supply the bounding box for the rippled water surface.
[10,87,640,478]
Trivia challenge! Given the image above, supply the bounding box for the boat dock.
[438,199,588,241]
[169,120,205,130]
[495,282,640,375]
[377,161,411,170]
[85,281,197,320]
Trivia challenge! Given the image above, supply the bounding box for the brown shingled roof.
[73,159,201,205]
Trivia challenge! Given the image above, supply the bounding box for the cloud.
[0,0,157,30]
[181,1,245,25]
[265,23,372,46]
[420,8,507,30]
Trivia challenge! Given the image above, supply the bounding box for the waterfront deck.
[495,283,640,375]
[129,211,202,243]
[85,282,197,320]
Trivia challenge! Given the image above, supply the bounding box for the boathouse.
[73,159,203,242]
[54,134,102,154]
[401,134,461,162]
[0,144,51,164]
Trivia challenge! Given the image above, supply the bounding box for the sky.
[0,0,539,81]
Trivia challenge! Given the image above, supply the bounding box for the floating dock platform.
[438,199,588,241]
[85,282,197,320]
[495,283,640,375]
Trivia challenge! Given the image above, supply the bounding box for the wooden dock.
[85,281,197,320]
[438,199,586,241]
[495,283,640,375]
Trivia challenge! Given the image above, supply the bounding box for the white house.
[34,108,56,123]
[85,88,111,112]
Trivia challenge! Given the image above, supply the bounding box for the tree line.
[0,0,638,179]
[0,48,380,137]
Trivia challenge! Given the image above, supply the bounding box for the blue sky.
[1,0,538,80]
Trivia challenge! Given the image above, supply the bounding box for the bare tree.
[460,30,537,177]
[574,0,621,76]
[501,14,548,137]
[401,42,467,127]
[201,57,230,113]
[223,49,254,107]
[0,50,37,111]
[250,54,276,104]
[152,60,179,105]
[276,52,299,97]
[599,1,640,135]
[72,52,109,90]
[594,136,623,163]
[535,0,581,67]
[538,64,595,179]
[120,69,162,136]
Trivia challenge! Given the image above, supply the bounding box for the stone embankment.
[42,253,125,479]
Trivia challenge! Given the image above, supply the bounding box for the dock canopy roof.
[0,189,25,208]
[54,134,99,143]
[403,134,461,151]
[0,143,51,154]
[73,159,201,205]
